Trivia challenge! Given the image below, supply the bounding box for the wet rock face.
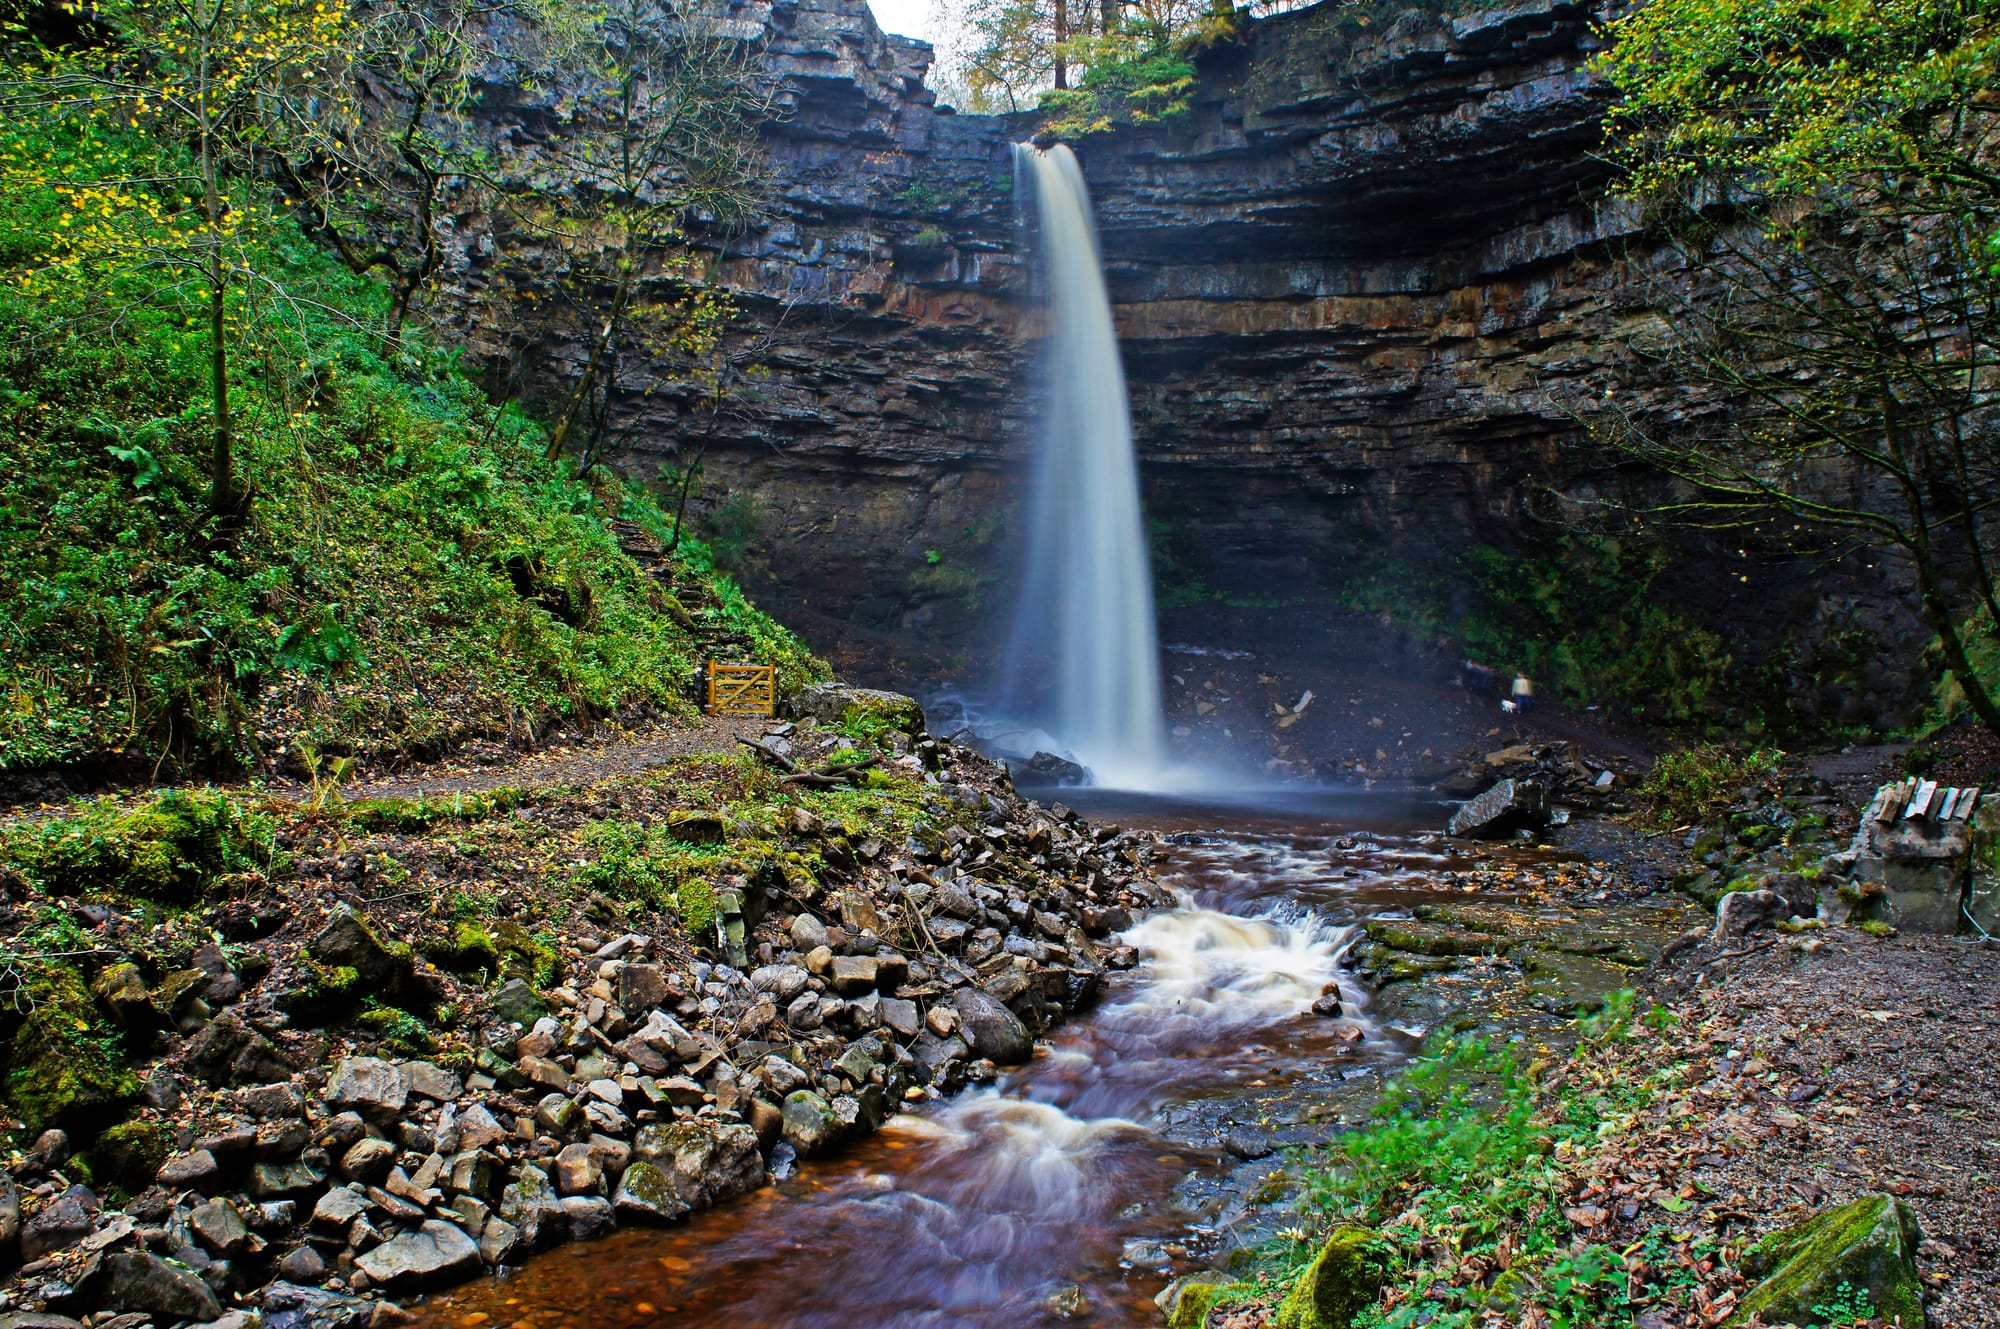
[432,0,1922,712]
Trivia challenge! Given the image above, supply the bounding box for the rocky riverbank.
[0,688,1170,1326]
[1166,746,1998,1329]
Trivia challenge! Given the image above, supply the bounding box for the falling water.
[1006,143,1168,789]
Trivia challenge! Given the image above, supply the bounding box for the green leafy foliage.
[0,118,818,772]
[1595,0,2000,203]
[1458,536,1733,725]
[1271,1002,1679,1329]
[1637,744,1783,827]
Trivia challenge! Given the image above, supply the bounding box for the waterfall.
[1005,143,1168,789]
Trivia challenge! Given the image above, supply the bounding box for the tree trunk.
[199,79,235,522]
[1101,0,1114,36]
[547,255,637,462]
[1053,0,1069,88]
[666,438,711,554]
[1898,441,2000,735]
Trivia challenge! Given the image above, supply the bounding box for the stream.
[415,790,1531,1329]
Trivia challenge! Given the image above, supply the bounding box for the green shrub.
[1638,745,1783,826]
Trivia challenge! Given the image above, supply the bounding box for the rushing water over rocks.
[415,797,1478,1329]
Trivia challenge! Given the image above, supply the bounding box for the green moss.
[489,922,559,988]
[1163,1275,1249,1329]
[3,789,266,902]
[431,921,502,975]
[1731,1195,1923,1328]
[1857,919,1897,939]
[1272,1224,1397,1329]
[344,792,514,831]
[354,1003,433,1055]
[94,1117,169,1192]
[2,959,141,1134]
[1363,919,1518,957]
[277,959,363,1023]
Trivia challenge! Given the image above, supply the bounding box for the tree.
[274,0,512,338]
[1589,0,2000,732]
[1,0,353,521]
[940,0,1229,117]
[533,0,773,469]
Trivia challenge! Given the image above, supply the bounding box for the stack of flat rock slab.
[1838,779,1986,934]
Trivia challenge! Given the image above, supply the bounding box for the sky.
[868,0,938,43]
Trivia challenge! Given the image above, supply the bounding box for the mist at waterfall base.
[976,143,1182,793]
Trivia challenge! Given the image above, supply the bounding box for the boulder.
[612,1159,690,1223]
[788,683,925,735]
[1446,779,1548,840]
[306,909,429,998]
[89,963,156,1028]
[779,1090,843,1156]
[325,1057,411,1117]
[631,1120,764,1207]
[403,1060,462,1102]
[1272,1224,1396,1329]
[1730,1194,1923,1329]
[20,1186,95,1261]
[950,988,1032,1065]
[261,1279,376,1329]
[1157,1272,1241,1329]
[1715,889,1786,938]
[78,1252,223,1322]
[189,1197,256,1256]
[559,1195,616,1241]
[93,1118,168,1191]
[498,1165,568,1250]
[353,1220,482,1291]
[186,1011,294,1086]
[1013,752,1088,787]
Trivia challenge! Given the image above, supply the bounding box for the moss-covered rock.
[489,922,558,988]
[430,921,501,975]
[665,811,729,844]
[789,683,926,736]
[3,960,141,1133]
[1158,1271,1243,1329]
[284,908,438,1023]
[1272,1224,1397,1329]
[1363,919,1518,958]
[94,1117,169,1191]
[1729,1194,1923,1328]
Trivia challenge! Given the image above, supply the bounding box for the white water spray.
[1005,143,1169,789]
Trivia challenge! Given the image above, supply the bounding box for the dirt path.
[328,714,775,801]
[1639,931,2000,1327]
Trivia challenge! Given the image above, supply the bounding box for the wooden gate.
[706,661,775,717]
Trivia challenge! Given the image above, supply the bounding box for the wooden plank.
[1904,778,1939,819]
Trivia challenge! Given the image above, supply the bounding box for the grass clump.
[1637,745,1784,826]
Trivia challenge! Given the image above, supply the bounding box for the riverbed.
[414,791,1678,1328]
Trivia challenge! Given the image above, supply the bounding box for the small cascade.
[1005,143,1169,789]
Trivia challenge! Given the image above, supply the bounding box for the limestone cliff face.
[437,0,1925,727]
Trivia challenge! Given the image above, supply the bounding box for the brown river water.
[415,788,1524,1329]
